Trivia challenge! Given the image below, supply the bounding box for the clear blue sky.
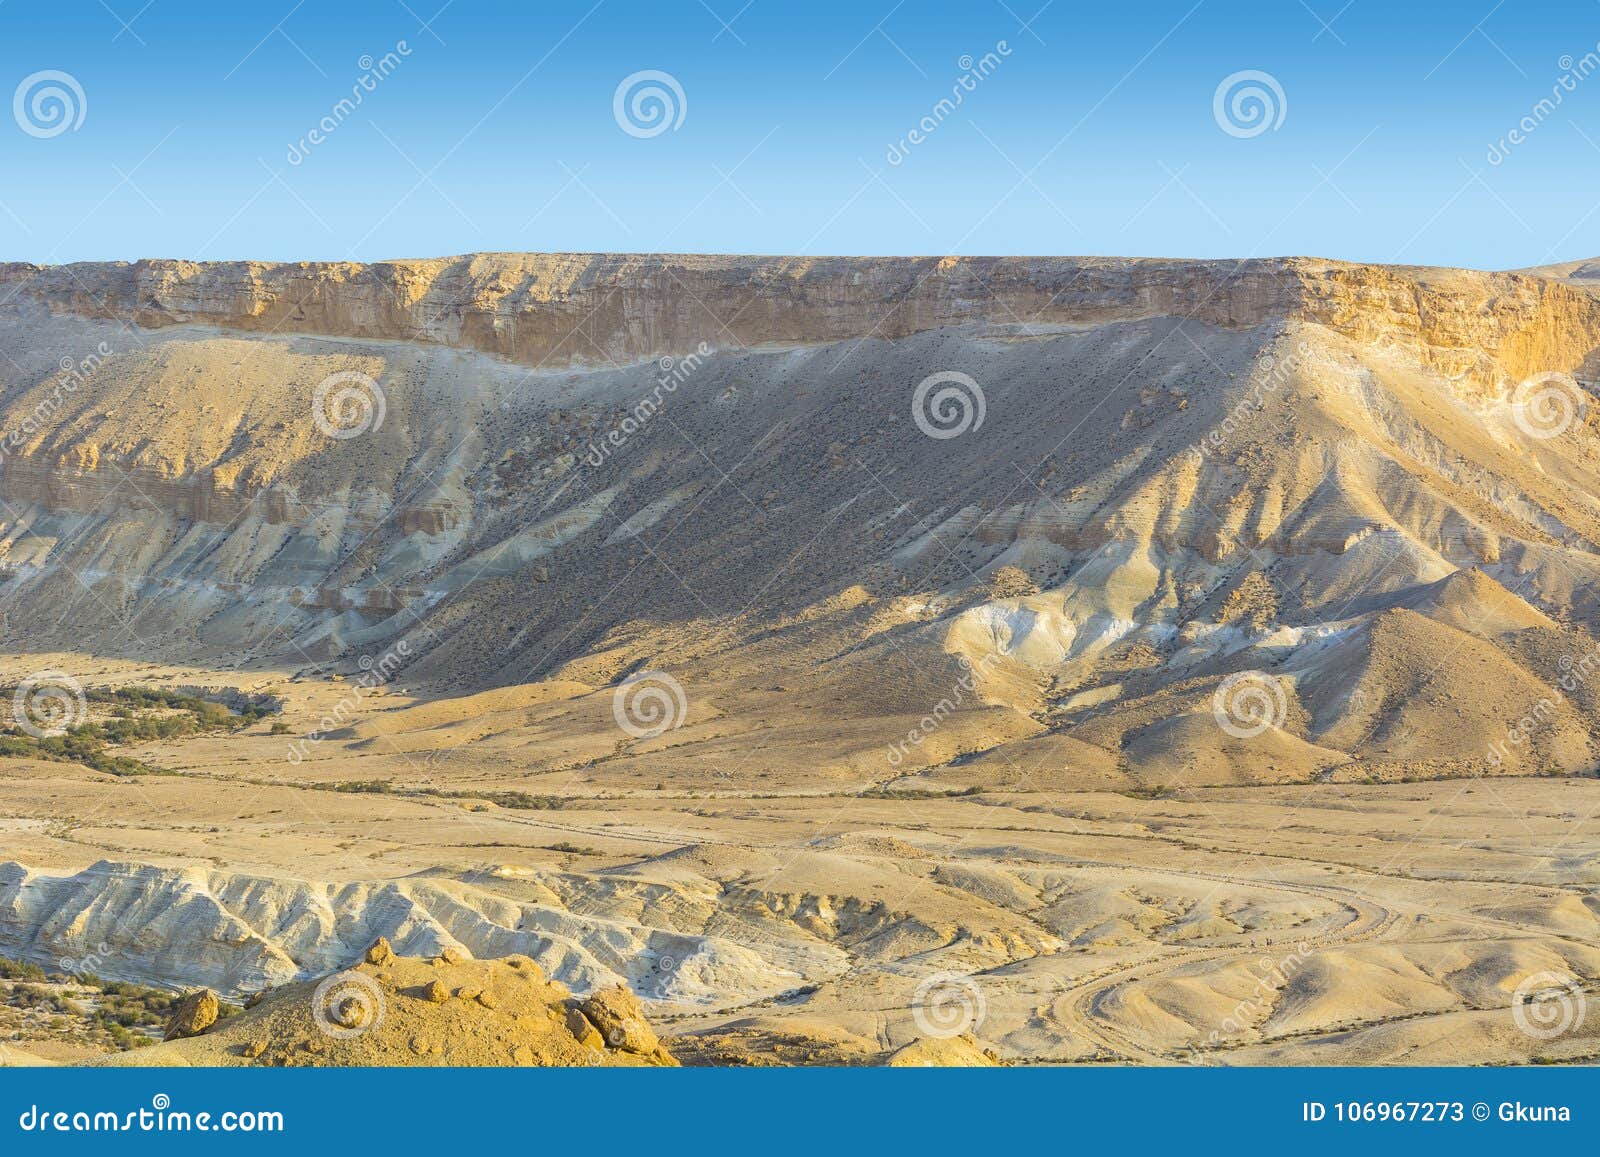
[1,0,1598,268]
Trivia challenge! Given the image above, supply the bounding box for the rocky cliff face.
[8,254,1597,381]
[1294,262,1600,391]
[0,254,1301,366]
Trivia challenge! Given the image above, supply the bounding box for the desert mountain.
[1,253,1599,1066]
[0,255,1597,784]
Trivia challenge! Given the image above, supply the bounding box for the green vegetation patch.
[0,686,269,776]
[0,955,240,1053]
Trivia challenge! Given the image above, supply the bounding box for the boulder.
[579,986,659,1055]
[164,989,219,1041]
[564,1005,606,1051]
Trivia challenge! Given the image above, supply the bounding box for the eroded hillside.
[0,254,1598,1066]
[0,256,1597,781]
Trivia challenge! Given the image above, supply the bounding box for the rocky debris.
[884,1034,999,1067]
[163,988,219,1041]
[564,1005,606,1052]
[988,565,1039,599]
[101,948,676,1069]
[505,955,543,981]
[666,1016,882,1067]
[580,986,661,1056]
[436,947,463,965]
[364,937,394,965]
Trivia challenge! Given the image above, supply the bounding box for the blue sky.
[2,0,1599,267]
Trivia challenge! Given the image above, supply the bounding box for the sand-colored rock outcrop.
[104,941,677,1067]
[5,254,1598,381]
[162,988,218,1040]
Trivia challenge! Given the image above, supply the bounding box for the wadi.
[0,251,1595,1066]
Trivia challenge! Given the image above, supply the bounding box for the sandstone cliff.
[5,254,1598,383]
